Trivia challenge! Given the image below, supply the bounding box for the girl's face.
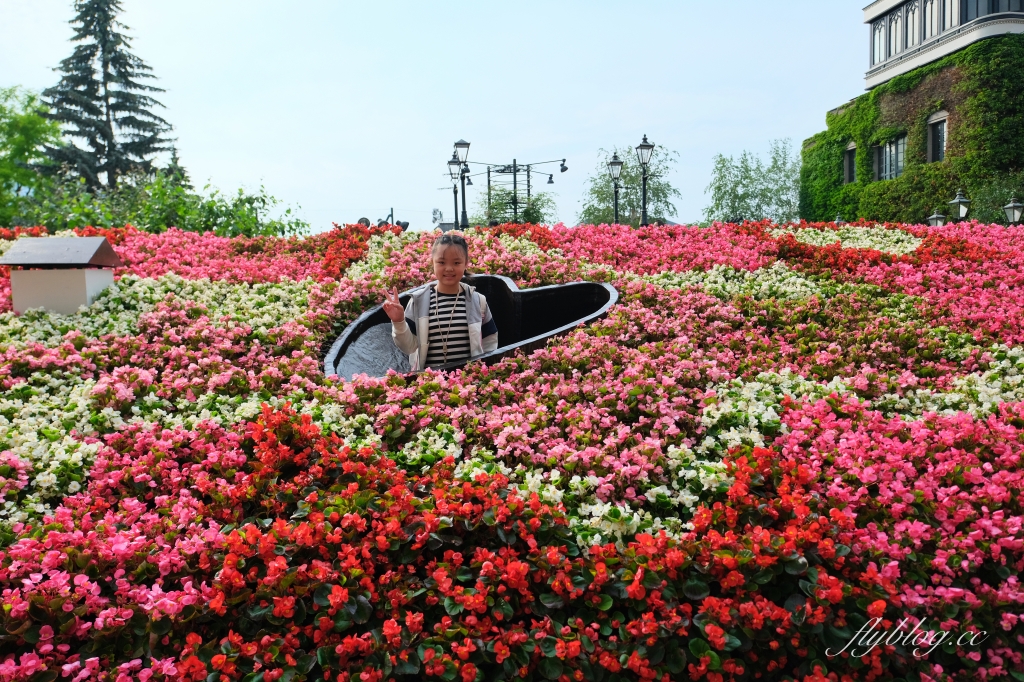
[432,245,467,291]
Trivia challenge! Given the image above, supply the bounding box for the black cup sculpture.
[323,275,618,379]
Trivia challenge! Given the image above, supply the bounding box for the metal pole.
[452,184,458,232]
[641,168,649,227]
[512,159,518,223]
[613,180,619,224]
[527,165,531,202]
[487,167,491,220]
[459,168,469,229]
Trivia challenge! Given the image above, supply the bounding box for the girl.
[383,233,498,370]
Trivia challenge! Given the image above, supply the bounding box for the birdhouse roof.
[0,237,123,268]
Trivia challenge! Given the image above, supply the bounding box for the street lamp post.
[927,211,946,227]
[448,152,461,231]
[607,153,624,224]
[636,135,655,227]
[949,189,971,221]
[455,140,471,229]
[1003,197,1023,225]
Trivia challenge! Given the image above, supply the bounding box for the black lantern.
[560,159,568,173]
[1003,197,1023,225]
[636,135,655,167]
[448,152,462,181]
[547,174,554,185]
[607,153,624,182]
[608,153,624,225]
[466,175,473,186]
[636,136,655,227]
[835,214,845,225]
[948,189,971,220]
[454,139,471,164]
[927,212,946,227]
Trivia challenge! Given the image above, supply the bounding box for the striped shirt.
[424,288,471,367]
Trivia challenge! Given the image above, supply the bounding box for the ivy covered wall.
[800,34,1024,224]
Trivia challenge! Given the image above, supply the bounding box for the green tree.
[577,146,681,227]
[12,165,309,237]
[703,139,800,224]
[0,87,62,226]
[470,186,558,225]
[43,0,171,189]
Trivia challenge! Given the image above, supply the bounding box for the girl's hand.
[382,287,405,324]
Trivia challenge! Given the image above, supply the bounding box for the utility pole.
[512,159,518,223]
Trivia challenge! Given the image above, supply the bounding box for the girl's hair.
[431,233,474,283]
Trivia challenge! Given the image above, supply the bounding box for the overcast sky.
[1,1,868,232]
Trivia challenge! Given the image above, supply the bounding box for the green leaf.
[666,642,687,674]
[540,593,565,609]
[352,595,372,624]
[537,658,563,680]
[296,655,316,674]
[683,578,710,600]
[688,639,711,657]
[597,595,614,611]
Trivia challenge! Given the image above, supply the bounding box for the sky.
[0,1,869,233]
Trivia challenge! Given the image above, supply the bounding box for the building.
[799,2,1024,224]
[865,0,1024,89]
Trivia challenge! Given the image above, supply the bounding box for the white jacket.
[391,281,499,371]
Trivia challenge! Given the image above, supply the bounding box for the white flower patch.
[512,466,565,505]
[344,231,423,281]
[874,344,1024,418]
[0,375,98,526]
[644,262,822,301]
[396,422,464,469]
[569,501,693,550]
[494,233,563,259]
[0,274,313,346]
[771,225,922,256]
[454,447,513,482]
[697,370,849,457]
[301,401,382,448]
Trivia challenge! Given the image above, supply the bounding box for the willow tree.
[44,0,171,189]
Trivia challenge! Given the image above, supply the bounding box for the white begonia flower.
[770,225,923,256]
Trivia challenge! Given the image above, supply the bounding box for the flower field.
[0,220,1022,681]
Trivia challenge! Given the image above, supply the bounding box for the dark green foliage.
[470,186,557,226]
[800,34,1024,223]
[0,88,62,227]
[43,0,171,189]
[577,146,681,227]
[7,165,309,237]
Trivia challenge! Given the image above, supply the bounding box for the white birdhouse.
[0,237,123,315]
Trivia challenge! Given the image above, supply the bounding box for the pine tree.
[43,0,171,189]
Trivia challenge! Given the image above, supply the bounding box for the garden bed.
[0,220,1021,681]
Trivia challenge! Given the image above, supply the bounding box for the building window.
[929,116,948,162]
[925,0,940,37]
[873,21,887,63]
[994,0,1024,11]
[944,0,956,29]
[907,2,921,47]
[890,11,904,55]
[845,146,857,184]
[964,0,986,20]
[878,136,907,180]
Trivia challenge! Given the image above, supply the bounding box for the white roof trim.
[864,0,908,23]
[866,17,1024,88]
